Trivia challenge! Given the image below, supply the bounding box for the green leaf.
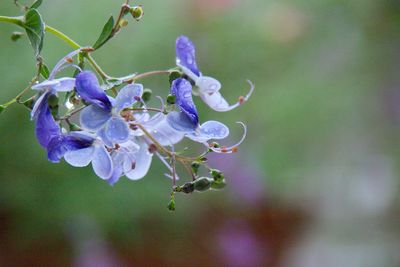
[30,0,43,9]
[92,16,114,50]
[0,105,5,115]
[23,9,45,57]
[39,63,50,79]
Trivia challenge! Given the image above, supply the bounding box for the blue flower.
[76,71,143,147]
[108,138,154,185]
[34,98,94,163]
[176,35,254,112]
[165,78,232,144]
[31,49,83,119]
[62,131,115,180]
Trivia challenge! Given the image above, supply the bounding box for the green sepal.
[211,180,226,190]
[39,63,50,79]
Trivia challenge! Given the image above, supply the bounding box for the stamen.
[205,122,247,154]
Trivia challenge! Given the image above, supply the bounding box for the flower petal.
[35,101,61,148]
[31,91,50,120]
[166,111,197,133]
[125,141,153,180]
[150,116,184,146]
[195,76,221,95]
[64,146,95,167]
[52,77,76,92]
[80,105,111,131]
[32,80,59,91]
[97,127,113,147]
[187,120,229,142]
[75,71,112,110]
[114,83,143,112]
[176,35,201,77]
[171,78,198,125]
[47,134,93,163]
[92,145,113,179]
[199,80,255,112]
[105,117,129,144]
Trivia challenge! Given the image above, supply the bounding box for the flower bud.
[167,199,175,211]
[194,177,212,192]
[119,18,129,28]
[130,6,144,21]
[182,182,195,194]
[191,161,200,175]
[11,32,23,42]
[142,88,152,102]
[169,70,182,85]
[166,94,176,105]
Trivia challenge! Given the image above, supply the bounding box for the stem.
[0,15,24,26]
[58,105,85,121]
[45,25,80,49]
[125,70,171,83]
[125,107,165,113]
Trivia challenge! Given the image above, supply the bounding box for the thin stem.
[0,15,24,26]
[58,105,85,121]
[45,25,81,49]
[125,70,171,83]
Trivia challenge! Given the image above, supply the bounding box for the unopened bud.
[191,161,200,175]
[182,182,195,194]
[169,70,182,85]
[167,199,175,211]
[11,32,23,42]
[142,88,152,102]
[119,18,129,27]
[130,6,144,21]
[166,94,176,105]
[194,177,212,192]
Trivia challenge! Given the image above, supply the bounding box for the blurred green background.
[1,0,400,266]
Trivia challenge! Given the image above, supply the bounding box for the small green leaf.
[24,9,45,57]
[39,63,50,79]
[30,0,43,9]
[92,16,114,50]
[0,105,5,114]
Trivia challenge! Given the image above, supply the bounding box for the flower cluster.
[0,2,253,210]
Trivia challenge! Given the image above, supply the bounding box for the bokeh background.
[1,0,400,266]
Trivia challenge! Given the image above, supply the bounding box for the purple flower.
[176,35,254,112]
[76,71,143,147]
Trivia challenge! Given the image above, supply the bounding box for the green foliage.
[0,105,5,115]
[92,16,114,50]
[39,63,50,79]
[30,0,43,9]
[23,8,45,57]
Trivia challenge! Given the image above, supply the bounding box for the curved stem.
[125,70,171,83]
[45,25,80,49]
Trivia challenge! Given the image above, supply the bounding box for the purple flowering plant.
[0,0,254,210]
